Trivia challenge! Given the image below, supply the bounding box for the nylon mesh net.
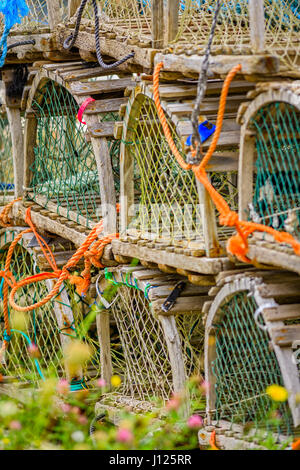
[27,79,101,229]
[82,0,152,42]
[250,101,300,240]
[0,237,64,385]
[173,1,299,71]
[80,1,299,71]
[102,283,204,410]
[124,95,237,252]
[0,232,105,386]
[212,291,295,435]
[0,112,14,206]
[0,1,69,32]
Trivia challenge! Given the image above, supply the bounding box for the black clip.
[162,281,186,313]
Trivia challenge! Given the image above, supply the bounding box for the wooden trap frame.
[58,0,299,77]
[113,78,255,275]
[95,265,213,416]
[20,62,133,246]
[238,81,300,274]
[0,105,14,206]
[0,227,105,390]
[202,270,300,448]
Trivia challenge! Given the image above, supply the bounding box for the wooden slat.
[70,78,135,96]
[88,121,116,138]
[153,81,254,99]
[84,97,128,114]
[152,296,210,315]
[264,304,300,322]
[270,325,300,347]
[257,282,300,299]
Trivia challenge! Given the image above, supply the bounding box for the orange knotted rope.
[153,62,300,263]
[0,197,22,227]
[8,210,118,312]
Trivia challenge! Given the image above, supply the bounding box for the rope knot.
[219,211,239,227]
[3,330,12,343]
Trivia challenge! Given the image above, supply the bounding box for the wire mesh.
[27,79,102,229]
[211,291,295,435]
[0,112,14,206]
[250,101,300,240]
[125,95,237,250]
[108,283,204,408]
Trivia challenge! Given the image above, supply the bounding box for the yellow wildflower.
[111,375,121,387]
[266,384,288,402]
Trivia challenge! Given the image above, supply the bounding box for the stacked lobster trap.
[21,62,133,245]
[58,0,300,78]
[0,228,104,388]
[113,77,254,276]
[238,81,300,274]
[0,0,299,451]
[95,265,210,416]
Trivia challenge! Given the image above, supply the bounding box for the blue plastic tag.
[186,120,216,147]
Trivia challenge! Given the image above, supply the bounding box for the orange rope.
[209,430,219,450]
[0,197,22,227]
[0,198,117,363]
[153,62,300,263]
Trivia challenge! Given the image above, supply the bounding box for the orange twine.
[0,200,117,360]
[153,62,300,263]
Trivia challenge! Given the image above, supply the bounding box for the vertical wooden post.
[68,0,82,19]
[152,0,164,49]
[46,0,62,30]
[197,179,221,258]
[249,0,265,52]
[238,127,256,221]
[6,107,24,198]
[96,312,113,387]
[24,116,38,190]
[166,0,179,45]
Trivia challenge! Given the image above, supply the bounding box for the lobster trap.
[61,1,299,75]
[0,108,14,206]
[114,79,254,274]
[203,270,300,447]
[166,0,300,71]
[23,63,132,244]
[95,266,211,414]
[1,1,68,33]
[0,228,103,388]
[238,82,300,273]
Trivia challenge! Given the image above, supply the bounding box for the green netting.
[27,79,121,228]
[28,80,101,228]
[212,291,294,435]
[103,281,204,410]
[0,112,14,206]
[125,95,237,250]
[251,101,300,240]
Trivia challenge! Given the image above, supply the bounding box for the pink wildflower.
[57,379,70,395]
[187,414,203,429]
[116,428,133,443]
[9,420,22,431]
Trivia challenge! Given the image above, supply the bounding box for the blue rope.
[70,378,88,392]
[0,0,29,67]
[8,329,45,381]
